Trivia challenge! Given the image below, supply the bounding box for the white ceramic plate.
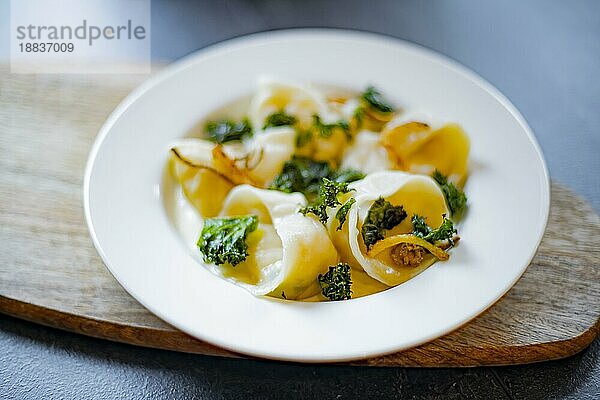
[84,29,549,362]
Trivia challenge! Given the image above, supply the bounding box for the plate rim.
[84,28,550,362]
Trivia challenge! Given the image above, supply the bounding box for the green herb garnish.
[263,110,297,129]
[412,214,457,245]
[411,214,431,237]
[312,114,351,139]
[432,170,467,216]
[269,157,333,199]
[335,197,356,231]
[332,168,365,184]
[361,197,407,249]
[270,157,363,200]
[318,263,353,301]
[352,106,366,129]
[197,215,258,266]
[300,178,352,225]
[295,128,313,147]
[360,86,394,114]
[205,118,253,143]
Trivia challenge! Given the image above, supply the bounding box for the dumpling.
[380,115,470,186]
[170,126,296,213]
[341,130,393,174]
[294,125,349,164]
[245,127,296,186]
[170,139,259,216]
[170,140,236,217]
[249,78,349,163]
[249,78,330,130]
[311,127,350,163]
[328,171,450,286]
[213,185,338,300]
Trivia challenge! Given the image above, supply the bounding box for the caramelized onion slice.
[170,141,258,186]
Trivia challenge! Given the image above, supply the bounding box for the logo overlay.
[10,0,151,74]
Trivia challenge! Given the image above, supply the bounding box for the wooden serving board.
[1,67,599,367]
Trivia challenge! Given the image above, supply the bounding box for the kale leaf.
[269,157,334,199]
[432,170,467,216]
[300,178,352,225]
[335,197,356,231]
[197,215,258,266]
[295,129,313,147]
[294,113,353,148]
[332,168,366,184]
[205,118,253,143]
[318,263,353,301]
[361,197,407,249]
[411,214,431,237]
[312,114,351,139]
[269,157,364,200]
[263,110,297,129]
[352,106,366,128]
[360,86,395,114]
[411,214,457,245]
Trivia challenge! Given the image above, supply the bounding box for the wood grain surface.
[0,67,598,367]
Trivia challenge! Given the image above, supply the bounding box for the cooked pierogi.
[167,80,469,301]
[245,127,296,186]
[381,115,470,186]
[249,78,331,130]
[169,140,237,217]
[328,171,450,286]
[216,185,338,299]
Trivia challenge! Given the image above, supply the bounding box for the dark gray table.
[1,1,599,398]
